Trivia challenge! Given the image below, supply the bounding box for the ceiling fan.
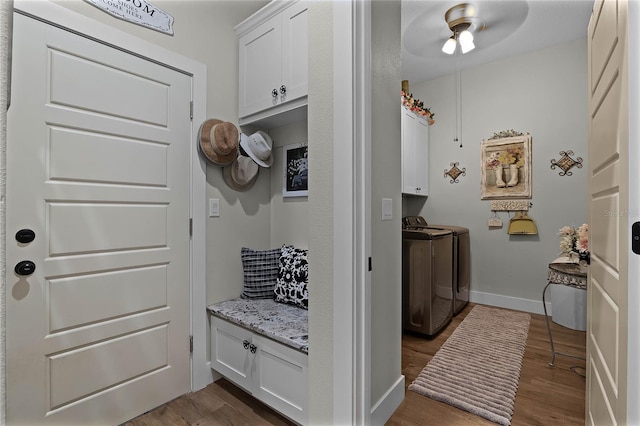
[441,3,486,55]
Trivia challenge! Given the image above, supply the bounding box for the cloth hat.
[198,119,239,166]
[222,153,260,191]
[240,130,273,168]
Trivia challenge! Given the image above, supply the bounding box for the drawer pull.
[272,89,278,98]
[243,340,250,350]
[280,85,286,95]
[249,343,257,354]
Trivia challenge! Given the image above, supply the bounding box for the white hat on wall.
[240,130,273,168]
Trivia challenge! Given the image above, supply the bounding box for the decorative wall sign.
[490,200,532,211]
[444,162,466,183]
[481,134,532,199]
[550,150,583,176]
[283,143,308,198]
[84,0,174,35]
[487,211,503,228]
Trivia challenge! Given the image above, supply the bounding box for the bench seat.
[207,298,308,354]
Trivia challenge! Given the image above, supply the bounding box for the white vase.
[494,167,506,188]
[507,164,519,187]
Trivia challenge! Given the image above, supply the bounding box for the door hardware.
[15,229,35,244]
[14,260,36,276]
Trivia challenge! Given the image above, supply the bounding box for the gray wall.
[405,38,588,309]
[370,0,403,411]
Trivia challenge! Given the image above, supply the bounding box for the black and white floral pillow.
[274,245,309,309]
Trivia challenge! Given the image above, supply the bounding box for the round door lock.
[15,260,36,276]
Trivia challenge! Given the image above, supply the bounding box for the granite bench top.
[207,298,308,354]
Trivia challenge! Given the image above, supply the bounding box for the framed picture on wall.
[283,143,308,198]
[481,134,532,199]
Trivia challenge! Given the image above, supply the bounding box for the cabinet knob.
[280,85,286,95]
[249,343,257,354]
[243,340,250,350]
[272,89,278,98]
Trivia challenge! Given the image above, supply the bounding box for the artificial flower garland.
[401,91,435,125]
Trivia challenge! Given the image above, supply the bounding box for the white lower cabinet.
[210,316,308,425]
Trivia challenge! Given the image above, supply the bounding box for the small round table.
[542,261,587,366]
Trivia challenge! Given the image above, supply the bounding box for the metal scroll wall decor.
[550,150,583,176]
[444,161,466,183]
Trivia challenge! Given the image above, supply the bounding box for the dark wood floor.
[123,302,585,426]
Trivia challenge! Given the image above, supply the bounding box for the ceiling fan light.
[442,37,457,55]
[460,39,475,54]
[459,30,475,54]
[458,29,474,44]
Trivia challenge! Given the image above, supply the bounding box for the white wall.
[268,119,309,249]
[405,38,588,312]
[307,2,334,423]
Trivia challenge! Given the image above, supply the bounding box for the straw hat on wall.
[198,119,239,166]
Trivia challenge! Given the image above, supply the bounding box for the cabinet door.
[252,334,308,425]
[280,1,308,105]
[401,107,417,194]
[401,107,429,196]
[238,15,282,118]
[413,116,429,196]
[210,317,254,391]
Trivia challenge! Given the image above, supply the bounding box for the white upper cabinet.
[236,1,308,126]
[401,106,429,196]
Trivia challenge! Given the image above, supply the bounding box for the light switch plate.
[209,198,220,217]
[382,198,393,221]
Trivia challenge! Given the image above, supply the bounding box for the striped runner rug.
[408,305,531,426]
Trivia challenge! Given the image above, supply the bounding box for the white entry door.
[586,0,629,424]
[6,12,192,425]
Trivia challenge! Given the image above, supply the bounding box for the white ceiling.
[401,0,594,85]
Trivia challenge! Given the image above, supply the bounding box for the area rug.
[408,305,531,426]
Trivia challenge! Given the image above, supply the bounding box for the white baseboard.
[469,290,552,316]
[370,375,405,425]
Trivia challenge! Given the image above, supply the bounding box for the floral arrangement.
[559,224,589,255]
[485,146,525,169]
[485,152,501,169]
[499,147,524,167]
[401,91,435,125]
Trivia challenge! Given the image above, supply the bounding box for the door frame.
[626,0,640,422]
[7,0,210,393]
[331,1,371,424]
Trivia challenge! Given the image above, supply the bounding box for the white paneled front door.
[6,12,191,425]
[586,0,629,424]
